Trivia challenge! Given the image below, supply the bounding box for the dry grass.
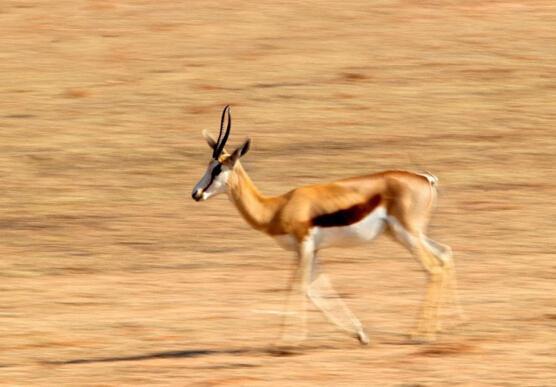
[1,0,555,385]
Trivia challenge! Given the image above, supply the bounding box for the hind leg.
[410,241,446,341]
[423,237,466,326]
[387,217,445,341]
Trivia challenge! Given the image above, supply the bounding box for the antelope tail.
[419,170,439,210]
[421,170,439,188]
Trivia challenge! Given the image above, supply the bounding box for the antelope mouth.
[192,190,204,202]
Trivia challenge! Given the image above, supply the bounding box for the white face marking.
[312,207,387,249]
[192,161,231,201]
[202,170,230,199]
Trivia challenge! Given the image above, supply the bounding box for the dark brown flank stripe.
[311,194,382,228]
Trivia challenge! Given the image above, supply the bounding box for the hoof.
[356,330,370,345]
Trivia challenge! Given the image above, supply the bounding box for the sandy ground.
[1,0,555,385]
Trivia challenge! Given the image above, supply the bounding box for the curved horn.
[213,105,231,159]
[213,105,228,157]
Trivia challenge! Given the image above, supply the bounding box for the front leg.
[279,238,315,343]
[308,272,369,345]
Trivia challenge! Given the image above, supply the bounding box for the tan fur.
[225,161,435,242]
[194,114,464,345]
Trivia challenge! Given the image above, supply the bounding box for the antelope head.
[192,106,251,202]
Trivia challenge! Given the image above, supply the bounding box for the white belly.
[313,207,387,249]
[271,207,387,252]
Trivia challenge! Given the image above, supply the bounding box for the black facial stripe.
[201,163,222,192]
[211,164,222,178]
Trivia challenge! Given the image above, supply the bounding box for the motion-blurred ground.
[1,1,555,385]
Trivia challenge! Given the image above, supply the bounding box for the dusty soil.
[1,0,555,385]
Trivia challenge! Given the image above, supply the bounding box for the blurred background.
[1,0,555,385]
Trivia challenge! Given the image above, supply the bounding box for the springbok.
[192,106,463,345]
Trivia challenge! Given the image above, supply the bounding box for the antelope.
[192,106,463,345]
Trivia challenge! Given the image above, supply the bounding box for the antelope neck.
[226,162,284,234]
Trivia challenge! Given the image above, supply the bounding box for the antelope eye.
[211,164,222,177]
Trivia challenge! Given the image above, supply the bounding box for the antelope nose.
[192,190,202,202]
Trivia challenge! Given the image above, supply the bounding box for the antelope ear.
[229,138,251,165]
[202,129,217,150]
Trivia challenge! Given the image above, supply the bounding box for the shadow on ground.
[46,345,323,365]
